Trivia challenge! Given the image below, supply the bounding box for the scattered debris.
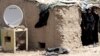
[45,47,69,56]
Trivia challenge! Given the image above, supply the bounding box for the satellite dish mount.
[1,5,28,52]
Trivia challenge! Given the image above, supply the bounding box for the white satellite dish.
[3,5,23,28]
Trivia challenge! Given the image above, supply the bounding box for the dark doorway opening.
[38,42,46,48]
[81,8,99,46]
[5,36,11,42]
[16,31,26,50]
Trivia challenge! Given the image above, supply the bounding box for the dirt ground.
[0,45,100,56]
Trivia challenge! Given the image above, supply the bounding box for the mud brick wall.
[1,0,97,50]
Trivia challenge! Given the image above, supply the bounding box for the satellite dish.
[3,5,23,28]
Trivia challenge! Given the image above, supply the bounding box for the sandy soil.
[0,46,100,56]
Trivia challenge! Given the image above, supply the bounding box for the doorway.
[81,8,99,46]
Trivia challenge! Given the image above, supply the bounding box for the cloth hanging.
[81,8,99,45]
[35,5,50,28]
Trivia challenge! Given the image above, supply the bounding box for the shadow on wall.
[81,7,99,46]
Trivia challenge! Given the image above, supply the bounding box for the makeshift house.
[0,0,100,50]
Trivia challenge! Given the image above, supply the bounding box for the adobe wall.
[0,0,83,50]
[48,6,82,49]
[0,0,39,49]
[29,5,82,49]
